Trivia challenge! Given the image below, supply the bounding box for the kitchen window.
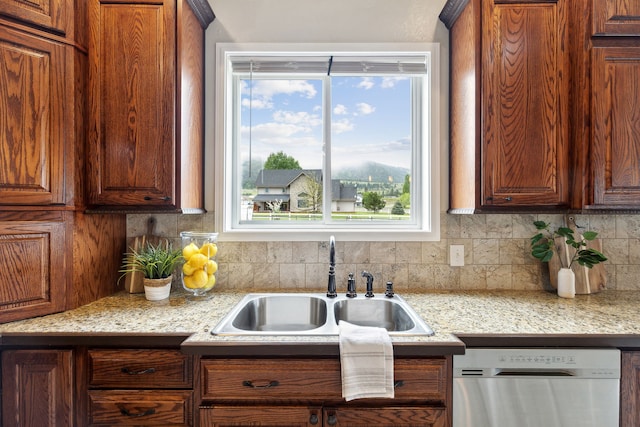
[214,43,440,241]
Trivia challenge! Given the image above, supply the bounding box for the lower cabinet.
[86,348,194,426]
[2,349,74,426]
[199,357,451,427]
[621,351,640,427]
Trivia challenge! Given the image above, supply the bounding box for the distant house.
[253,169,357,213]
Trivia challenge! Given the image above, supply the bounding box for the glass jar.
[180,231,218,299]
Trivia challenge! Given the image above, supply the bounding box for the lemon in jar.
[182,242,200,260]
[187,253,208,269]
[204,260,218,275]
[199,242,218,258]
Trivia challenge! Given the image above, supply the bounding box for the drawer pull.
[327,413,338,426]
[119,406,156,418]
[242,380,279,389]
[121,367,156,375]
[394,380,405,388]
[309,413,319,425]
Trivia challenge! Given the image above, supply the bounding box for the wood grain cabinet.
[2,349,74,427]
[86,0,213,212]
[588,0,640,209]
[440,0,570,213]
[200,358,451,427]
[621,351,640,427]
[0,4,126,323]
[86,349,194,426]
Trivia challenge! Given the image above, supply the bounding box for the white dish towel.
[338,320,394,401]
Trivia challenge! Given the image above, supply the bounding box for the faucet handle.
[346,273,357,298]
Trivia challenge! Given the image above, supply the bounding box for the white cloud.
[357,77,374,90]
[356,102,376,115]
[381,76,408,88]
[241,79,318,111]
[332,118,354,134]
[273,110,322,127]
[333,104,348,115]
[241,97,273,110]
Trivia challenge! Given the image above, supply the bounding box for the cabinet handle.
[143,196,172,201]
[327,413,338,426]
[119,406,156,418]
[504,196,512,201]
[309,413,319,425]
[121,367,156,375]
[242,380,279,389]
[394,380,405,388]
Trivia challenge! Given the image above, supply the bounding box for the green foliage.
[362,191,386,213]
[398,192,410,208]
[391,201,405,215]
[402,174,410,194]
[530,221,608,269]
[119,242,183,280]
[263,151,301,170]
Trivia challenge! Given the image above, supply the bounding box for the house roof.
[255,169,322,187]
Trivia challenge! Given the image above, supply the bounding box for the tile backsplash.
[126,212,640,292]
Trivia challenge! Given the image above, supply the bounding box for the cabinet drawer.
[201,358,448,402]
[88,390,192,426]
[89,349,192,388]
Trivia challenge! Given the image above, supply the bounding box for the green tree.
[362,191,386,213]
[264,151,301,170]
[402,174,410,194]
[398,192,410,208]
[391,201,405,215]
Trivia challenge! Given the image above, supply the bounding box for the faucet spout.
[327,236,337,298]
[362,271,374,297]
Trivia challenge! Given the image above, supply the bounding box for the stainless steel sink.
[211,293,434,336]
[333,298,415,331]
[231,295,327,332]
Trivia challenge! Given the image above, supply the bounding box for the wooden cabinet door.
[593,0,640,35]
[200,405,321,427]
[0,213,66,322]
[324,407,448,427]
[2,349,74,427]
[0,24,68,206]
[481,0,569,207]
[87,0,176,208]
[621,351,640,427]
[0,0,70,34]
[591,47,640,208]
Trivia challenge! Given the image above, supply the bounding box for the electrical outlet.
[450,245,464,266]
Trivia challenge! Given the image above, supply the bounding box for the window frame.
[214,43,440,242]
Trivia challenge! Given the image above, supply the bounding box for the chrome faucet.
[327,236,337,298]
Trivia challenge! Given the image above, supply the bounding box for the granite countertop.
[2,288,640,355]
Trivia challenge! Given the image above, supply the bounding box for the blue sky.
[240,76,411,171]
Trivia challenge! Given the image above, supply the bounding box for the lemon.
[204,260,218,275]
[200,242,218,258]
[182,242,200,260]
[183,275,198,289]
[182,262,196,276]
[187,253,208,269]
[191,269,208,288]
[203,274,216,290]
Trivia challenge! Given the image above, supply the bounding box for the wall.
[127,0,640,292]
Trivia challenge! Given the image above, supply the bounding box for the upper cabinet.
[86,0,214,212]
[593,0,640,35]
[0,24,70,206]
[441,0,570,213]
[442,0,640,212]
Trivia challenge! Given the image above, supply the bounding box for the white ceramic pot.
[557,268,576,299]
[143,276,172,301]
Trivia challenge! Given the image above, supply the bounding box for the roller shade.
[230,54,428,75]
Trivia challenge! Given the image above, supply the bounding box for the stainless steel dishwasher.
[453,348,620,427]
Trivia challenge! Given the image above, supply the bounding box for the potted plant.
[531,220,607,298]
[119,242,183,301]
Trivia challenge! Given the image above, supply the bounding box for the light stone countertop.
[2,288,640,353]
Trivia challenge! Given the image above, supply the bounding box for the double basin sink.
[211,293,434,336]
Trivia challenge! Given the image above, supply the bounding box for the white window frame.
[214,43,440,242]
